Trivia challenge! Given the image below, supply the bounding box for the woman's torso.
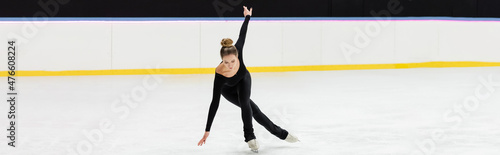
[215,58,249,87]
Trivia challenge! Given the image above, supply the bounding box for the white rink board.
[0,19,499,71]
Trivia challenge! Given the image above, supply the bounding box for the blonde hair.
[220,38,238,58]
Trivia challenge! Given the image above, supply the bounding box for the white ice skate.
[247,139,259,153]
[285,133,299,143]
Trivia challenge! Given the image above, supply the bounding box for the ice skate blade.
[251,149,258,153]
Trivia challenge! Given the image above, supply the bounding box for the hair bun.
[221,38,233,47]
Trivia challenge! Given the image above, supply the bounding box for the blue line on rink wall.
[0,17,500,22]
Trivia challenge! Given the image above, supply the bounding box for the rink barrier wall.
[1,17,500,76]
[2,61,500,77]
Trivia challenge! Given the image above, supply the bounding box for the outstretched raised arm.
[234,6,252,58]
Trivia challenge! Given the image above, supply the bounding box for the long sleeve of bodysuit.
[205,75,223,131]
[235,15,250,62]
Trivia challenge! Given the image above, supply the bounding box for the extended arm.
[235,6,252,59]
[205,75,223,132]
[198,75,223,146]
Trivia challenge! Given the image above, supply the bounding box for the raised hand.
[243,6,253,17]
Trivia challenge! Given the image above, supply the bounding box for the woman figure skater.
[197,6,299,152]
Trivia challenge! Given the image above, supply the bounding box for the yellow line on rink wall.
[2,61,500,77]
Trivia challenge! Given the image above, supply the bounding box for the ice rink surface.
[1,67,500,155]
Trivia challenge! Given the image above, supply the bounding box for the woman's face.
[222,54,237,70]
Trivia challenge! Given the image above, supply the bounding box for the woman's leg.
[221,76,288,141]
[249,102,289,140]
[236,75,255,142]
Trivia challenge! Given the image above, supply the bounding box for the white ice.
[1,67,500,155]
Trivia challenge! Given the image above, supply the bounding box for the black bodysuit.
[204,15,288,142]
